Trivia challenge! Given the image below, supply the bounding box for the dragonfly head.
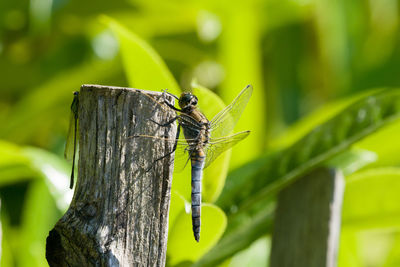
[178,92,198,111]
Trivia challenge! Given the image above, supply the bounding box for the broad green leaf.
[18,180,61,267]
[355,119,400,168]
[0,140,33,186]
[0,59,121,144]
[218,89,400,213]
[194,199,274,267]
[338,232,363,267]
[269,89,383,149]
[327,148,377,176]
[168,190,187,233]
[102,16,180,94]
[200,89,400,266]
[227,237,270,267]
[218,2,266,169]
[167,203,227,266]
[383,233,400,267]
[343,167,400,230]
[0,141,71,209]
[23,147,72,211]
[340,230,396,267]
[0,208,14,267]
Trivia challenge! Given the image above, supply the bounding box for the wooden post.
[46,85,176,267]
[270,168,345,267]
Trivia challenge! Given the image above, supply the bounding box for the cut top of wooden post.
[46,84,177,267]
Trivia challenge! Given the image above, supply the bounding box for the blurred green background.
[1,0,400,266]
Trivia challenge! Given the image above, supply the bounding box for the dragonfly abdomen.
[191,151,205,242]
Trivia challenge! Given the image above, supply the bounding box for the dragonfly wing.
[64,111,75,160]
[209,85,253,139]
[204,131,250,169]
[128,134,196,172]
[178,113,203,130]
[64,92,79,160]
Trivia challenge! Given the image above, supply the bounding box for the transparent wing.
[128,134,197,172]
[64,92,79,160]
[209,85,253,139]
[204,131,250,169]
[178,113,203,130]
[64,111,76,160]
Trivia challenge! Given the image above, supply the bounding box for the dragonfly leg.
[145,124,181,172]
[161,90,182,112]
[162,89,179,100]
[149,116,178,127]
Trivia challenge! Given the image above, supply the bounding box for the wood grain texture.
[46,84,177,267]
[270,168,345,267]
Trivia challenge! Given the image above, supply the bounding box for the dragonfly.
[65,91,79,189]
[135,85,252,242]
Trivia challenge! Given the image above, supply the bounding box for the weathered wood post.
[46,85,176,266]
[270,168,345,267]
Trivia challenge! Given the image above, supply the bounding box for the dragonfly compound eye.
[179,93,195,108]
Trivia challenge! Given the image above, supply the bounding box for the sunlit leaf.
[383,233,400,267]
[23,147,73,211]
[168,190,187,233]
[200,89,400,266]
[327,148,377,176]
[355,119,400,168]
[269,89,383,149]
[0,59,121,145]
[219,2,266,169]
[343,167,400,230]
[227,237,270,267]
[18,180,60,267]
[102,15,180,94]
[219,89,400,212]
[338,232,363,267]
[167,203,227,266]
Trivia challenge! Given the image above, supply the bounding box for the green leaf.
[355,119,400,168]
[326,148,377,176]
[269,88,383,149]
[194,199,274,267]
[23,147,72,211]
[167,203,227,266]
[0,59,121,144]
[219,89,400,213]
[0,140,71,209]
[343,167,400,230]
[168,190,187,234]
[338,232,363,267]
[18,179,61,267]
[102,15,180,94]
[227,237,270,267]
[200,89,400,266]
[219,2,266,169]
[0,140,33,186]
[383,233,400,267]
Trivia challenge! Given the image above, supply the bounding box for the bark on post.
[270,168,345,267]
[46,84,176,267]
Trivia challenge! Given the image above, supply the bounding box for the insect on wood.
[133,85,253,242]
[65,91,79,189]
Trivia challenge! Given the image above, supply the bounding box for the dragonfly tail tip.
[194,234,200,242]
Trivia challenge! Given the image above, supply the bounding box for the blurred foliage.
[1,0,400,266]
